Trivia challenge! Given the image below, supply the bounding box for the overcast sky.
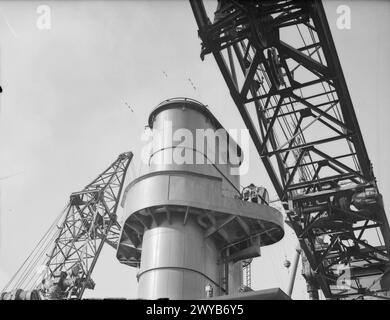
[0,0,389,300]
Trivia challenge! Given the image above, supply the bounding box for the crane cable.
[14,204,68,290]
[12,207,66,290]
[1,203,69,293]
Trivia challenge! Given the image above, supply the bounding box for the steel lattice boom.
[44,151,133,299]
[1,152,133,300]
[190,0,390,299]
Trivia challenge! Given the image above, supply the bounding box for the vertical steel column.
[287,245,301,297]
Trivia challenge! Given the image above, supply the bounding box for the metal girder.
[43,152,133,299]
[190,0,390,299]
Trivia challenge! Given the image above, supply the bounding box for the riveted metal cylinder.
[147,98,242,198]
[137,214,221,299]
[117,98,284,300]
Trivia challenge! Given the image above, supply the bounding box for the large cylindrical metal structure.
[117,98,284,299]
[138,215,221,299]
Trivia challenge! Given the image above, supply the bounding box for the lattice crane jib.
[44,152,133,299]
[1,152,133,300]
[190,0,390,299]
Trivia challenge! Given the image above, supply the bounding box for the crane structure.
[190,0,390,299]
[1,152,133,300]
[2,0,390,301]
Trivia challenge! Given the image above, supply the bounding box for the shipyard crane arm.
[1,151,133,300]
[190,0,390,299]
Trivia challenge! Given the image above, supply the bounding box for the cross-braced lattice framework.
[44,152,133,299]
[242,259,252,289]
[190,0,390,299]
